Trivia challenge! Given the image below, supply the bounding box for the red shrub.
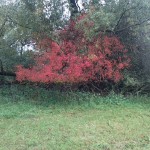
[16,14,130,83]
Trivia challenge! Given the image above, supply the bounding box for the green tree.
[81,0,150,79]
[0,0,68,77]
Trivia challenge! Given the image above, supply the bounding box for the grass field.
[0,85,150,150]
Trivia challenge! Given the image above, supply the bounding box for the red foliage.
[16,14,130,83]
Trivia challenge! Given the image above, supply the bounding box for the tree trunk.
[0,59,16,77]
[69,0,79,17]
[0,71,16,77]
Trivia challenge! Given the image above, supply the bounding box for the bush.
[16,14,130,85]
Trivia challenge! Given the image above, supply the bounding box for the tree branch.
[0,18,7,36]
[7,15,32,30]
[0,59,16,77]
[0,71,16,77]
[115,18,150,34]
[0,59,4,73]
[114,3,142,32]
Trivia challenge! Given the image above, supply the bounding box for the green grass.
[0,85,150,150]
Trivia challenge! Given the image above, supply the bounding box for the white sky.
[5,0,84,7]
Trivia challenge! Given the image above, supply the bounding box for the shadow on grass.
[0,84,150,119]
[1,84,150,106]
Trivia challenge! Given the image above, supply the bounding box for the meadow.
[0,85,150,150]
